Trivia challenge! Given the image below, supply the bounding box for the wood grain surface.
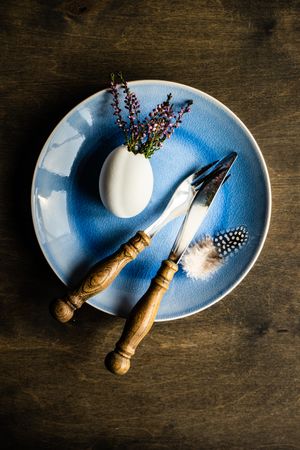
[0,1,299,449]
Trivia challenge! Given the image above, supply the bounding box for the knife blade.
[171,151,237,262]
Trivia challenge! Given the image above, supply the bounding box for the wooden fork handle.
[105,258,178,375]
[50,231,151,323]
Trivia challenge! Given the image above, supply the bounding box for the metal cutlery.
[50,160,218,323]
[105,152,237,375]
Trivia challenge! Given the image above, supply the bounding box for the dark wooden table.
[1,1,299,449]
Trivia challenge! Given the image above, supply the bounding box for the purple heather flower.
[109,73,192,157]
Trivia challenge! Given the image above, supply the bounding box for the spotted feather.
[213,226,248,257]
[181,226,249,280]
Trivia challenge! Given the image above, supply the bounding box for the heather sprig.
[109,73,192,158]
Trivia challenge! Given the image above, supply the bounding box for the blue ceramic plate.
[31,80,271,321]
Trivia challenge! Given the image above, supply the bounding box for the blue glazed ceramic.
[31,80,271,321]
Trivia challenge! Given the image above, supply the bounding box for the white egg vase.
[100,73,192,219]
[99,145,154,218]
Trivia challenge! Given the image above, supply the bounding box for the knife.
[105,151,237,375]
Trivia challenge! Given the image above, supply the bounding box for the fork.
[50,161,218,323]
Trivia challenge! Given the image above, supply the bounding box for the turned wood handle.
[105,258,178,375]
[50,231,151,323]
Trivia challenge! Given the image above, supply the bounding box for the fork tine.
[194,151,237,191]
[192,151,237,189]
[193,167,227,191]
[191,160,219,186]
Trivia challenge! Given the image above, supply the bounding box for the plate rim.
[31,79,272,321]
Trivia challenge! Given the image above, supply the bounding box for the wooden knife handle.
[50,231,151,323]
[105,258,178,375]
